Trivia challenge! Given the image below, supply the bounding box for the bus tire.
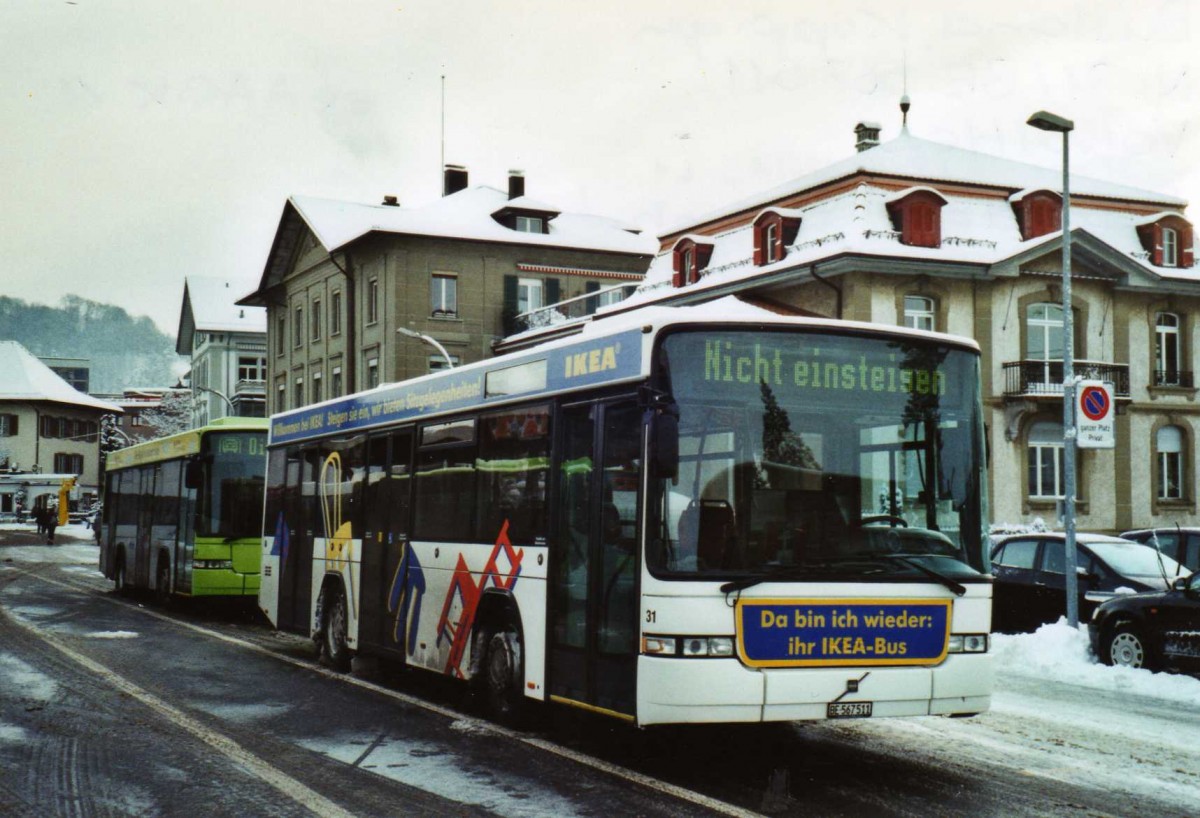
[113,553,129,596]
[154,558,171,607]
[321,585,352,673]
[484,628,525,726]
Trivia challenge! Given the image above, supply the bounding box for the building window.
[1026,303,1065,386]
[311,372,323,405]
[312,298,322,341]
[238,356,266,382]
[597,287,623,308]
[903,296,936,332]
[277,382,286,412]
[331,366,342,398]
[764,223,779,263]
[1157,425,1185,500]
[367,356,380,389]
[0,414,17,436]
[367,278,379,324]
[1156,312,1182,385]
[886,188,946,248]
[294,378,304,408]
[1027,420,1065,499]
[1163,227,1178,268]
[130,414,144,427]
[277,313,286,356]
[517,278,544,314]
[331,291,342,335]
[428,354,461,372]
[54,453,84,474]
[515,215,544,233]
[294,306,303,348]
[431,274,458,317]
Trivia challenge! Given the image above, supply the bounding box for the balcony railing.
[1002,360,1130,397]
[508,284,640,336]
[234,378,267,397]
[1153,369,1195,388]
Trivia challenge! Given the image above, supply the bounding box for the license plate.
[827,701,872,718]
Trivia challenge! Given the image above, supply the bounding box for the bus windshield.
[197,431,266,539]
[648,329,989,581]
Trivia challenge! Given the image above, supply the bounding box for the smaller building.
[176,277,268,425]
[38,356,90,393]
[0,341,121,512]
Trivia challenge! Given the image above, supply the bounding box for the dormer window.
[515,215,544,234]
[671,236,715,287]
[752,209,802,266]
[1010,189,1062,240]
[885,187,947,248]
[1136,213,1194,268]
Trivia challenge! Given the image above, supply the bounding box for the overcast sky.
[3,0,1197,336]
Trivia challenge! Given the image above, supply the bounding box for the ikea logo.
[565,344,619,378]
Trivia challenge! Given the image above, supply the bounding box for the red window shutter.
[753,227,764,266]
[1152,224,1164,267]
[672,267,683,288]
[1182,225,1195,268]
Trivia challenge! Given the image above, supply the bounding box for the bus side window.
[476,405,550,545]
[414,418,477,542]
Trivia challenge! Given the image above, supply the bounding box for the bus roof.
[270,299,980,448]
[105,417,269,472]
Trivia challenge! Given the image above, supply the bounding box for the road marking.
[4,593,357,818]
[16,569,761,818]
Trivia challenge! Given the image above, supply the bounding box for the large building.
[238,167,655,413]
[177,276,268,425]
[514,110,1199,533]
[0,341,122,512]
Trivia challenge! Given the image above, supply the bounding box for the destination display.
[735,598,952,667]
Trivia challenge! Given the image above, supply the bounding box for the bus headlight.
[194,559,234,570]
[643,636,677,655]
[947,634,989,653]
[643,635,735,657]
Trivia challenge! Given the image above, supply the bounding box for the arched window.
[1155,312,1181,386]
[1027,420,1065,499]
[1156,425,1185,500]
[903,296,935,331]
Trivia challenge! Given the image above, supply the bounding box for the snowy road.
[3,527,1199,816]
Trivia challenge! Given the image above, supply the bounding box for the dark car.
[1089,571,1200,670]
[989,533,1187,633]
[1120,527,1200,573]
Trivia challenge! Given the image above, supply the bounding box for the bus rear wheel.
[484,628,525,726]
[321,586,352,672]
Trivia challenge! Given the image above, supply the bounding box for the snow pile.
[994,619,1200,708]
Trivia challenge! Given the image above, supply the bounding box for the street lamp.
[397,327,455,369]
[193,384,235,415]
[1028,109,1079,628]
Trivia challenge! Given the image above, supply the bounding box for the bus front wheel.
[484,629,525,726]
[321,585,352,672]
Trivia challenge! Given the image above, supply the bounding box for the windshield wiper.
[719,563,844,594]
[862,553,967,596]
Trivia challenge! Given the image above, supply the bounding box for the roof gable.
[0,341,123,412]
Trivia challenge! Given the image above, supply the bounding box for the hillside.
[0,295,184,393]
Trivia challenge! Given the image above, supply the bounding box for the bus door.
[178,460,196,593]
[549,400,640,718]
[135,466,156,586]
[360,430,414,656]
[278,449,315,632]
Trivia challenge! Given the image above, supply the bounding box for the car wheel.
[484,628,525,726]
[1104,622,1158,671]
[321,586,352,672]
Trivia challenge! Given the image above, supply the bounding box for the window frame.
[367,277,380,325]
[293,305,304,349]
[515,215,544,234]
[431,273,458,318]
[517,277,544,314]
[1027,420,1066,500]
[903,295,936,332]
[331,290,342,336]
[311,298,322,342]
[1163,227,1178,268]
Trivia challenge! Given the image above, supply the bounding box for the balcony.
[508,284,640,336]
[233,378,267,398]
[1002,360,1130,398]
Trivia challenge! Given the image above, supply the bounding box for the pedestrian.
[33,505,46,537]
[46,503,58,545]
[93,512,101,544]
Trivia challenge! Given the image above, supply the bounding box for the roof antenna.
[900,53,911,132]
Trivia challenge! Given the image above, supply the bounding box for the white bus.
[259,303,992,726]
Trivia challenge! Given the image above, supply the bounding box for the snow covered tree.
[141,390,193,438]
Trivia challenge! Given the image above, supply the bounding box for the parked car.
[1089,571,1200,670]
[989,533,1189,633]
[1120,527,1200,574]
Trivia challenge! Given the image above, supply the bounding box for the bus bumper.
[636,652,993,726]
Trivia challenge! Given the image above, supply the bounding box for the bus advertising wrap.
[735,599,951,667]
[270,329,643,445]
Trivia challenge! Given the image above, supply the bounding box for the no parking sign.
[1076,380,1115,449]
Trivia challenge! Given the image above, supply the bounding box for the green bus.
[100,417,268,601]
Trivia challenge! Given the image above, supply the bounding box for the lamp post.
[1028,109,1079,628]
[397,327,455,369]
[193,384,235,413]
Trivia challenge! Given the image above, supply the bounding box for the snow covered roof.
[177,277,266,354]
[625,180,1200,308]
[666,130,1187,238]
[0,341,122,412]
[288,185,656,256]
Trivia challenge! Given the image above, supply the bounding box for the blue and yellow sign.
[735,598,951,668]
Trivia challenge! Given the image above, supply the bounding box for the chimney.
[854,121,882,152]
[381,195,400,206]
[508,169,525,200]
[443,164,469,196]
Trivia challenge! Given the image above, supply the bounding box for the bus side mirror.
[184,461,203,489]
[648,404,679,480]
